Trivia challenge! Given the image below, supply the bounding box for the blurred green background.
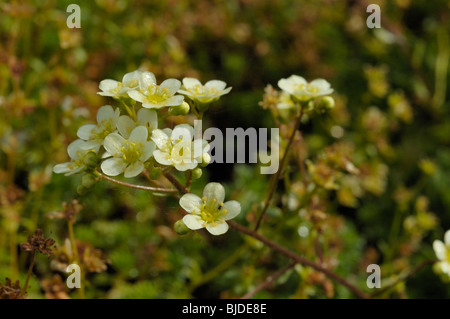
[0,0,449,298]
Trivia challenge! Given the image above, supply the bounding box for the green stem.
[121,100,136,120]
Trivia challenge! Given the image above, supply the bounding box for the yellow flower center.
[93,118,116,140]
[199,197,227,225]
[190,84,220,97]
[121,140,143,164]
[144,85,171,104]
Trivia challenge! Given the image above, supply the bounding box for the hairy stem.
[228,220,369,299]
[164,171,368,298]
[21,251,35,297]
[99,173,178,193]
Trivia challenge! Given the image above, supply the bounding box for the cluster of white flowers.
[277,75,334,111]
[433,230,450,277]
[54,70,230,179]
[54,70,239,235]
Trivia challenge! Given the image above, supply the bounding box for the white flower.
[53,139,100,176]
[116,108,158,139]
[278,75,333,102]
[177,78,232,104]
[101,126,155,178]
[128,72,184,109]
[77,105,120,147]
[179,182,241,235]
[98,70,142,99]
[433,230,450,276]
[152,124,209,171]
[277,91,296,109]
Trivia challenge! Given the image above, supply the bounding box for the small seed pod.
[83,152,99,168]
[76,185,87,195]
[169,101,190,116]
[174,219,191,235]
[200,153,211,167]
[81,173,97,189]
[316,96,335,113]
[191,167,202,179]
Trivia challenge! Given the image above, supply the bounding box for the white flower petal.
[175,162,197,171]
[124,162,144,178]
[222,201,241,220]
[97,105,115,124]
[163,95,184,107]
[205,80,227,91]
[151,129,170,150]
[433,240,446,261]
[179,194,202,213]
[77,124,97,140]
[445,230,450,246]
[67,139,86,159]
[53,162,72,174]
[309,78,331,90]
[160,78,181,95]
[140,141,155,161]
[128,90,145,103]
[99,79,118,94]
[101,158,126,176]
[137,108,158,131]
[138,71,157,89]
[122,70,141,85]
[171,126,193,142]
[129,126,148,143]
[103,133,125,155]
[117,115,136,138]
[182,77,202,90]
[203,182,225,204]
[183,214,205,230]
[153,150,172,165]
[278,75,306,93]
[206,222,229,235]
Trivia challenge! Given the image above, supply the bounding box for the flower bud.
[191,167,202,179]
[81,173,97,189]
[316,96,335,113]
[200,153,211,167]
[174,219,190,235]
[149,167,162,180]
[169,101,190,116]
[83,152,99,168]
[77,185,87,195]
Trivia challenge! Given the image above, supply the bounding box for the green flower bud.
[77,185,87,195]
[149,167,162,180]
[174,219,190,235]
[83,152,99,168]
[169,101,190,116]
[81,173,97,189]
[316,96,335,113]
[200,153,211,167]
[191,167,202,179]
